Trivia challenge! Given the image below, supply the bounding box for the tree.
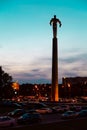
[0,66,13,98]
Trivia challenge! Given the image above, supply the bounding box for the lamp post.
[12,81,19,98]
[67,83,71,98]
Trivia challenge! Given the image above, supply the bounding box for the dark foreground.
[1,117,87,130]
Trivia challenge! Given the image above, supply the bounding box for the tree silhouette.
[0,66,13,98]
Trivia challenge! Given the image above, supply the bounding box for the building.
[62,77,87,98]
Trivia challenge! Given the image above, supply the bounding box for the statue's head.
[54,15,56,18]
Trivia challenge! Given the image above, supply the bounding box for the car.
[70,105,82,112]
[35,107,53,114]
[26,102,48,110]
[0,100,22,108]
[61,110,78,119]
[77,110,87,118]
[17,112,42,125]
[53,105,69,113]
[7,109,26,118]
[0,116,16,127]
[81,106,87,110]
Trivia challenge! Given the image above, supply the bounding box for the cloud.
[59,51,87,82]
[2,51,87,84]
[11,70,51,84]
[2,57,52,84]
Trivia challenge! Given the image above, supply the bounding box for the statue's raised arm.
[50,15,62,38]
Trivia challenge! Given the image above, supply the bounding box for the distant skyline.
[0,0,87,84]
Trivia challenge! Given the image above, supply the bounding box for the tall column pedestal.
[51,37,59,101]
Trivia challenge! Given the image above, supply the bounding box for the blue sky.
[0,0,87,84]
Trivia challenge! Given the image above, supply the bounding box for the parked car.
[53,105,69,113]
[77,110,87,118]
[61,110,78,119]
[0,100,22,108]
[81,106,87,110]
[0,116,16,127]
[7,109,26,118]
[35,107,53,114]
[26,102,48,110]
[70,105,82,112]
[17,112,42,125]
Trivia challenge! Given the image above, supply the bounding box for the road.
[1,112,87,130]
[41,113,62,124]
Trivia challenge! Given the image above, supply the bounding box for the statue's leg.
[53,27,57,38]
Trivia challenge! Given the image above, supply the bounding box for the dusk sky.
[0,0,87,84]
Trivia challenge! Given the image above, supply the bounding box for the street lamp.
[67,83,71,98]
[12,81,19,98]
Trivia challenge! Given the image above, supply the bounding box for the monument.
[50,15,62,101]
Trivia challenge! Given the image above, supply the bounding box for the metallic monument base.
[51,37,59,101]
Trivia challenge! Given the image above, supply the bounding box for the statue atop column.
[50,15,62,38]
